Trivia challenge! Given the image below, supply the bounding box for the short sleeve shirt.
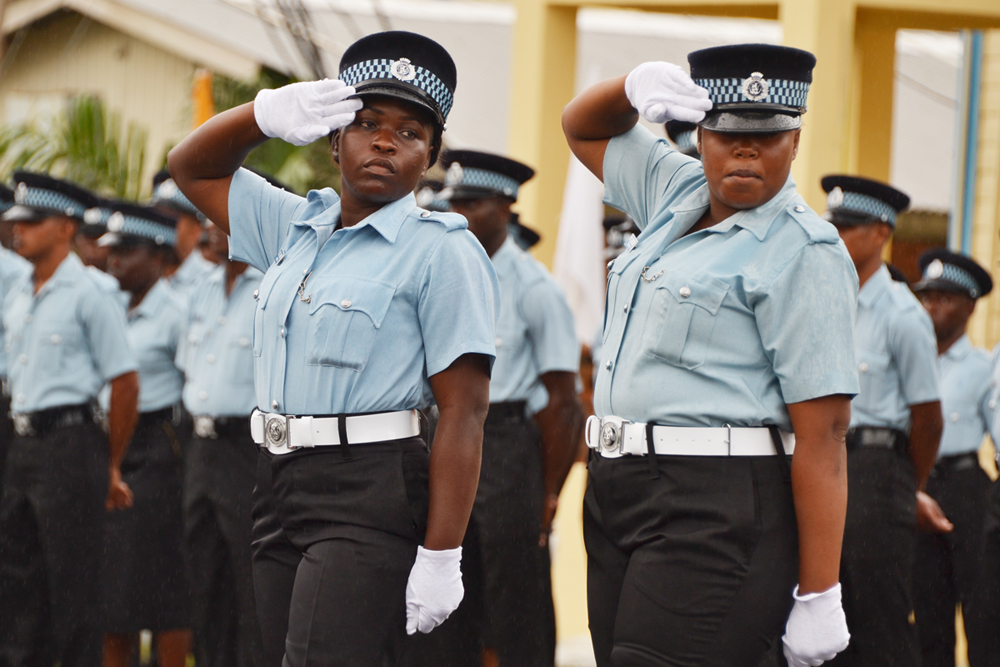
[489,237,579,414]
[937,335,992,457]
[3,252,136,412]
[168,249,215,301]
[227,168,500,415]
[126,279,185,412]
[177,265,262,417]
[1,247,31,378]
[850,265,939,432]
[594,125,859,432]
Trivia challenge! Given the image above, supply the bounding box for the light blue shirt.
[1,247,31,378]
[168,249,215,300]
[126,279,185,412]
[851,265,939,432]
[177,264,262,417]
[3,252,136,412]
[594,125,859,432]
[490,237,579,414]
[937,335,991,457]
[228,168,500,415]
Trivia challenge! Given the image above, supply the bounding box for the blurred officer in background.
[101,203,191,667]
[664,119,700,159]
[427,150,583,667]
[0,172,139,667]
[178,218,265,667]
[824,175,944,667]
[150,171,215,297]
[911,249,993,667]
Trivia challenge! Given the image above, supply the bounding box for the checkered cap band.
[693,77,809,109]
[447,167,520,198]
[833,191,898,226]
[340,59,453,120]
[152,180,202,219]
[926,263,981,298]
[116,212,176,246]
[15,185,88,219]
[0,200,13,213]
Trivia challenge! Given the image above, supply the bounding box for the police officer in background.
[177,219,265,667]
[428,150,583,666]
[664,119,700,158]
[0,172,140,667]
[823,175,945,667]
[101,203,191,667]
[910,249,994,667]
[151,170,215,296]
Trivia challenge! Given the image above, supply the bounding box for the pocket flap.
[308,277,397,329]
[660,276,729,315]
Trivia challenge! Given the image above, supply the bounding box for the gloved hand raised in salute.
[624,61,714,124]
[254,79,364,146]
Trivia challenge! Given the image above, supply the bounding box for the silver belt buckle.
[264,413,290,450]
[12,413,33,437]
[599,416,627,454]
[194,416,217,439]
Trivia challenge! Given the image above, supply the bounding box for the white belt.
[251,408,421,455]
[585,415,794,458]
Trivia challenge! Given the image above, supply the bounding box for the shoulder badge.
[742,72,769,102]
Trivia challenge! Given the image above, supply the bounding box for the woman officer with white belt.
[168,31,499,666]
[563,44,859,667]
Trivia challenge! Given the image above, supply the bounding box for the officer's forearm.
[909,401,944,491]
[534,374,584,500]
[425,354,491,551]
[107,371,139,469]
[787,395,851,594]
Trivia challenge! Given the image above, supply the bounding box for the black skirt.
[102,411,190,632]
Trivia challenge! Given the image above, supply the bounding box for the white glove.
[405,546,464,635]
[782,583,851,667]
[253,79,363,146]
[624,62,714,124]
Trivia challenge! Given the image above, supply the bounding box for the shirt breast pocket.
[641,276,729,370]
[306,278,396,371]
[226,335,255,385]
[856,348,892,414]
[252,273,279,358]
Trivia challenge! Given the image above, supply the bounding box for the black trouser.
[183,422,263,667]
[828,442,920,667]
[0,392,12,501]
[251,437,429,667]
[0,419,107,667]
[585,451,798,667]
[406,402,555,667]
[965,476,1000,666]
[912,454,990,667]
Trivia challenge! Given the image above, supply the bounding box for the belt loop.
[645,422,659,479]
[337,414,352,461]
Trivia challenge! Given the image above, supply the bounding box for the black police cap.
[340,31,457,127]
[415,178,450,212]
[665,120,699,158]
[0,185,13,214]
[689,43,816,133]
[508,212,541,250]
[5,171,100,223]
[913,248,992,300]
[440,149,535,201]
[821,175,910,228]
[100,202,178,248]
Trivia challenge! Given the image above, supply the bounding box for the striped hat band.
[341,58,453,121]
[828,189,899,226]
[14,183,88,219]
[445,165,520,199]
[923,260,981,298]
[693,75,810,110]
[106,211,176,246]
[152,179,204,220]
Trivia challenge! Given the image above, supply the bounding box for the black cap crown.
[821,175,910,228]
[914,249,992,300]
[5,172,99,223]
[689,44,816,133]
[440,150,535,201]
[340,31,456,127]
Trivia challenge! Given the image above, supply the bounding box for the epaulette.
[786,198,840,244]
[412,207,467,231]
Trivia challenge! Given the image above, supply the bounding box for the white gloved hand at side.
[405,546,464,635]
[782,583,851,667]
[624,61,714,124]
[253,79,364,146]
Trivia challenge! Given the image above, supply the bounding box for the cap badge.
[83,208,103,225]
[827,186,844,209]
[742,72,770,102]
[926,259,944,280]
[445,162,464,187]
[14,183,27,204]
[156,179,178,198]
[390,58,417,82]
[107,212,125,233]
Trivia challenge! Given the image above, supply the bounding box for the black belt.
[931,452,980,477]
[137,406,176,427]
[192,414,252,441]
[846,426,909,454]
[486,401,528,424]
[11,403,96,438]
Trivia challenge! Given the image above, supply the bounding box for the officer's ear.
[330,130,341,165]
[791,128,801,160]
[696,126,702,155]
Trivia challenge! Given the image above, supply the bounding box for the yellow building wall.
[0,11,196,194]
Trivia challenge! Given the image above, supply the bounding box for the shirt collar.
[175,249,212,282]
[857,264,892,309]
[490,235,519,265]
[47,252,86,287]
[131,279,171,320]
[943,335,972,361]
[668,172,798,242]
[293,192,416,245]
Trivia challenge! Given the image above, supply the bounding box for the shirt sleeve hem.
[781,381,860,405]
[426,342,497,378]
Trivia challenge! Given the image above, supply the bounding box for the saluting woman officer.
[563,45,860,667]
[167,31,499,667]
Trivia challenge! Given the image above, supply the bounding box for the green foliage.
[0,95,147,200]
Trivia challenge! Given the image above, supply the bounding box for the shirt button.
[198,391,208,401]
[218,316,227,326]
[15,394,24,404]
[623,304,629,313]
[420,211,431,218]
[794,205,806,213]
[605,360,612,370]
[859,362,869,373]
[341,299,352,308]
[239,337,250,347]
[679,286,692,298]
[950,412,960,423]
[495,337,503,348]
[206,354,216,364]
[49,334,61,345]
[280,328,286,338]
[18,354,27,365]
[253,290,259,300]
[272,400,279,410]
